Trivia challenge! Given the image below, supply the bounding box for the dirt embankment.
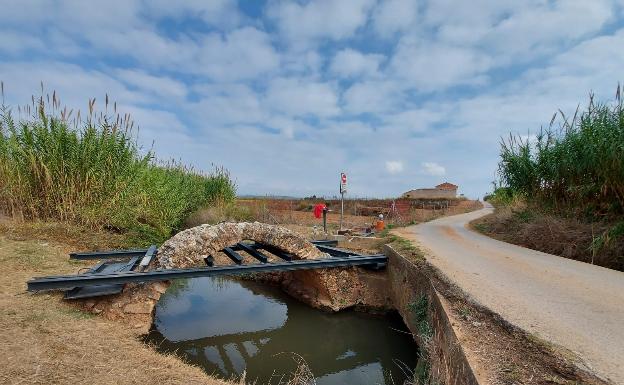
[471,204,624,271]
[0,224,239,385]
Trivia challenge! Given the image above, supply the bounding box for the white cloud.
[381,108,444,135]
[145,0,241,28]
[483,0,614,59]
[425,0,615,67]
[0,30,45,54]
[390,36,492,91]
[281,50,324,75]
[0,61,150,108]
[268,0,375,45]
[265,78,340,117]
[385,161,404,174]
[343,81,403,114]
[330,49,384,78]
[2,1,623,200]
[187,83,267,126]
[422,162,446,176]
[373,0,418,37]
[195,27,280,81]
[115,69,187,99]
[97,27,280,81]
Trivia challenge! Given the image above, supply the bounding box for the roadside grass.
[0,86,235,245]
[381,233,425,262]
[487,87,624,271]
[471,203,624,271]
[498,87,624,218]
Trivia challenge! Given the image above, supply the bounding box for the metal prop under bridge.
[26,240,387,298]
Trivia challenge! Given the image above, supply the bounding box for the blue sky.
[1,0,623,198]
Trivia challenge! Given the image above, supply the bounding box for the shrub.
[0,88,235,243]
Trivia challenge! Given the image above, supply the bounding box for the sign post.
[340,172,347,231]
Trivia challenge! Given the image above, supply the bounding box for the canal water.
[146,277,418,385]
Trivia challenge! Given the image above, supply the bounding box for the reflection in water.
[147,277,418,385]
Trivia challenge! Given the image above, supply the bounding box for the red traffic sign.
[340,172,347,194]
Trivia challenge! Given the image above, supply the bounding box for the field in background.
[187,197,482,234]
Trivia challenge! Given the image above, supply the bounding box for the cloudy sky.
[1,1,623,198]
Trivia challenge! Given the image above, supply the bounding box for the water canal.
[146,276,418,384]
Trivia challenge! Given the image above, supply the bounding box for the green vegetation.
[497,88,624,217]
[381,233,425,261]
[492,87,624,265]
[407,295,433,385]
[0,87,235,244]
[408,295,433,342]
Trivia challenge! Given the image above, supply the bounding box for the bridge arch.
[78,222,325,332]
[156,222,322,269]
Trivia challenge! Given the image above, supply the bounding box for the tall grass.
[0,86,236,244]
[498,86,624,218]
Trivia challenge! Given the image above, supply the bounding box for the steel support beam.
[314,244,360,257]
[257,244,294,261]
[69,248,148,260]
[222,247,244,264]
[311,240,339,247]
[28,255,387,291]
[237,242,268,263]
[138,245,158,271]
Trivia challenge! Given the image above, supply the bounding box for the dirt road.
[398,203,624,384]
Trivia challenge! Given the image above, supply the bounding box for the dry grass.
[186,199,482,235]
[0,219,322,385]
[472,203,624,271]
[0,225,242,385]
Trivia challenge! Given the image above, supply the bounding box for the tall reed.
[0,86,236,243]
[498,86,624,218]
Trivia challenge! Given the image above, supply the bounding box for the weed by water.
[407,295,435,384]
[407,295,433,342]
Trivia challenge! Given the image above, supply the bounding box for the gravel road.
[400,203,624,384]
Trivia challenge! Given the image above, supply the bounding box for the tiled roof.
[435,182,458,190]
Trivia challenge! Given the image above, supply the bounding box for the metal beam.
[314,244,360,257]
[27,255,387,291]
[311,240,339,247]
[222,247,244,264]
[138,245,157,271]
[236,242,268,263]
[256,244,293,261]
[69,248,148,260]
[64,251,142,299]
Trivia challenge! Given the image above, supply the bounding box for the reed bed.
[494,86,624,262]
[498,86,624,218]
[0,85,235,244]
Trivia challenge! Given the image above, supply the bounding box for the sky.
[1,0,624,199]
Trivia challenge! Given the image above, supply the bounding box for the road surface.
[400,203,624,384]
